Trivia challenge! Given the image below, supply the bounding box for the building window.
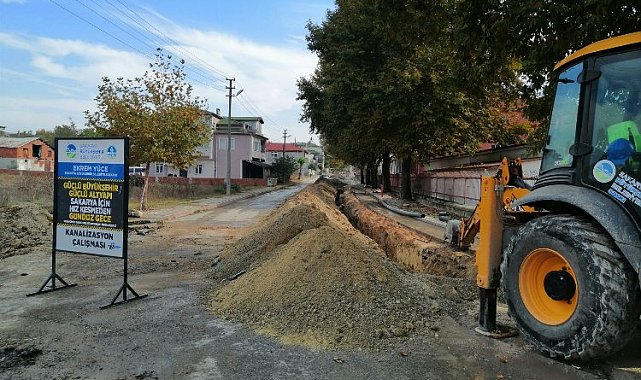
[155,163,164,174]
[218,137,235,150]
[270,152,279,158]
[195,164,203,175]
[253,139,260,152]
[32,144,42,158]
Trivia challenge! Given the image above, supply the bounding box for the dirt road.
[1,181,639,379]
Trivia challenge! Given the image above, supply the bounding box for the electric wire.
[111,0,230,81]
[47,0,225,94]
[47,0,301,139]
[73,0,225,88]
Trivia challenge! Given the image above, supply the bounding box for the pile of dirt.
[209,180,477,351]
[0,202,51,259]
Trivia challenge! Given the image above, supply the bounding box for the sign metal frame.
[28,137,147,308]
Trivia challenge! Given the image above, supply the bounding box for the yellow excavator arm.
[446,158,537,332]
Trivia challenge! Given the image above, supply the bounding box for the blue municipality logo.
[107,145,117,158]
[65,144,77,159]
[593,159,617,183]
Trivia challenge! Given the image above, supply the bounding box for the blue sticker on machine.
[593,160,617,183]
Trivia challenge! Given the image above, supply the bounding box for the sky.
[0,0,335,143]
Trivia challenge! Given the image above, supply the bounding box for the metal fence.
[390,159,540,206]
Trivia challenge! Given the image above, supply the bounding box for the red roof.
[266,142,304,152]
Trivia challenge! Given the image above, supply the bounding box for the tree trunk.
[365,163,372,186]
[360,165,365,184]
[139,162,151,211]
[400,155,413,200]
[371,159,379,188]
[382,151,391,193]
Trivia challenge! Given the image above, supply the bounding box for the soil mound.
[209,180,477,351]
[212,225,435,351]
[0,202,51,259]
[210,182,355,281]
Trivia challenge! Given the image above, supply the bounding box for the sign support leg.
[27,249,76,297]
[100,253,147,309]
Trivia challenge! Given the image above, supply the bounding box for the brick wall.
[0,170,266,186]
[151,176,267,186]
[0,169,53,177]
[0,147,17,158]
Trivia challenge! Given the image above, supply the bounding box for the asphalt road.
[0,182,639,379]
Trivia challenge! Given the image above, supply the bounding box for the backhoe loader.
[448,31,641,360]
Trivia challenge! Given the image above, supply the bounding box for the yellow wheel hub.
[519,248,578,325]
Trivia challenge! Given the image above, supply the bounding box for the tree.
[297,156,307,180]
[459,1,641,149]
[299,0,518,199]
[36,119,80,146]
[86,49,208,210]
[271,156,298,184]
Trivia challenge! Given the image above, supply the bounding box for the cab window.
[540,63,583,173]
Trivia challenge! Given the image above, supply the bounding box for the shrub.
[271,156,298,183]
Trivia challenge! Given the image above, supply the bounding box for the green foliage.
[460,0,641,147]
[298,0,520,198]
[35,119,98,147]
[297,157,307,179]
[36,119,79,146]
[85,48,208,168]
[271,156,298,183]
[85,49,209,209]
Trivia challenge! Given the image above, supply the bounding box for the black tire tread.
[501,214,641,360]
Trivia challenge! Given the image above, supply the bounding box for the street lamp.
[225,78,243,196]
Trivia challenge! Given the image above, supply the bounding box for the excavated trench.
[338,187,475,279]
[208,178,479,351]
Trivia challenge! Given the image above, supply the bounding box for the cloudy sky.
[0,0,334,143]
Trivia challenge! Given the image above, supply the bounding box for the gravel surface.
[1,179,639,379]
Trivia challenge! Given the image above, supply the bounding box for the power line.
[47,0,294,134]
[48,0,155,61]
[104,0,228,86]
[48,0,224,95]
[111,0,230,81]
[74,0,225,87]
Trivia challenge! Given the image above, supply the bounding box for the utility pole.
[282,129,288,158]
[225,78,235,196]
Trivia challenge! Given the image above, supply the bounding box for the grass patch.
[128,181,250,210]
[0,173,253,211]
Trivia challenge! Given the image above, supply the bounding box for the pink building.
[150,114,270,179]
[215,116,270,179]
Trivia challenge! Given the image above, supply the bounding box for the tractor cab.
[453,32,641,361]
[539,33,641,227]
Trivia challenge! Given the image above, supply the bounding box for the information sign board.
[54,138,128,258]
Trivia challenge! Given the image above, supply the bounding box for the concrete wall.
[150,176,266,186]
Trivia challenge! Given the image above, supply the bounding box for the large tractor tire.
[501,214,641,360]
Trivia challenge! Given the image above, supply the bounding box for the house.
[267,142,317,176]
[0,137,54,171]
[149,113,270,180]
[294,141,324,171]
[266,142,303,161]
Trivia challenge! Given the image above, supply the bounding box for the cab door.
[581,48,641,226]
